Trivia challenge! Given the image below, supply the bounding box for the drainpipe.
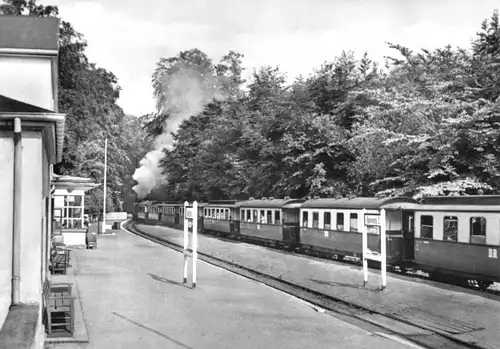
[12,117,22,304]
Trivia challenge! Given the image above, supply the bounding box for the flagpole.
[102,138,108,234]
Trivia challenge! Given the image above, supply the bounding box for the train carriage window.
[226,209,230,220]
[240,209,245,221]
[337,213,344,231]
[260,210,266,223]
[443,216,458,241]
[253,210,258,223]
[275,210,281,225]
[247,209,252,222]
[470,217,486,244]
[421,216,433,239]
[302,211,309,227]
[350,213,358,232]
[324,212,331,230]
[267,210,273,224]
[312,212,319,228]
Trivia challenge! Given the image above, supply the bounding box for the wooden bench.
[86,232,97,249]
[50,249,70,274]
[42,280,75,336]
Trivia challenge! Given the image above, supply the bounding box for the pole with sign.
[183,201,198,288]
[362,208,387,290]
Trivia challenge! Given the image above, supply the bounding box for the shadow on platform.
[112,312,194,349]
[148,273,192,289]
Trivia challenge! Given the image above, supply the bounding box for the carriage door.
[402,211,415,260]
[174,207,180,226]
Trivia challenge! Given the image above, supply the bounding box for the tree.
[1,0,152,211]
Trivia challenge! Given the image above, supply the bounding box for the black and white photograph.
[0,1,499,348]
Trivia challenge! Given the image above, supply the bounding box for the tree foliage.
[141,9,500,201]
[1,0,153,214]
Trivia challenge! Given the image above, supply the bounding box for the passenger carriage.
[147,204,160,222]
[408,195,500,288]
[135,202,150,221]
[239,197,305,245]
[299,197,420,264]
[157,202,182,228]
[203,200,241,235]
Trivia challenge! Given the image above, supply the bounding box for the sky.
[49,0,500,117]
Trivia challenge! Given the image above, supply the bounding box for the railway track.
[123,220,491,349]
[136,219,500,294]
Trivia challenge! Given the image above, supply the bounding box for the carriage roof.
[421,195,500,206]
[239,198,305,209]
[301,197,419,209]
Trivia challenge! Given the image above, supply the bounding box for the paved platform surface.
[135,223,500,349]
[46,258,89,344]
[47,228,419,349]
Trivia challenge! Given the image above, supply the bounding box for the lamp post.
[102,138,108,234]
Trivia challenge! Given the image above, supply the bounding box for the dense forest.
[141,9,500,202]
[3,1,500,208]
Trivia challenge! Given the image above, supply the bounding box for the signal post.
[361,208,387,290]
[183,201,198,288]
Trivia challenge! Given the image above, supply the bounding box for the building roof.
[52,174,99,191]
[0,16,59,53]
[0,109,65,163]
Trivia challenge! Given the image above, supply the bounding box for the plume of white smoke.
[132,63,225,199]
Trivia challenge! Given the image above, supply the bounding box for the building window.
[57,195,84,229]
[421,215,433,239]
[337,213,344,231]
[443,216,458,241]
[350,213,358,232]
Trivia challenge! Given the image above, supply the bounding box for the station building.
[52,174,98,247]
[0,16,66,348]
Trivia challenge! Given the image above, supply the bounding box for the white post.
[183,201,189,284]
[362,208,368,286]
[380,209,387,290]
[81,194,85,228]
[192,201,198,288]
[102,138,108,234]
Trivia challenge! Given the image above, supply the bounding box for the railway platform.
[134,223,500,349]
[47,225,419,349]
